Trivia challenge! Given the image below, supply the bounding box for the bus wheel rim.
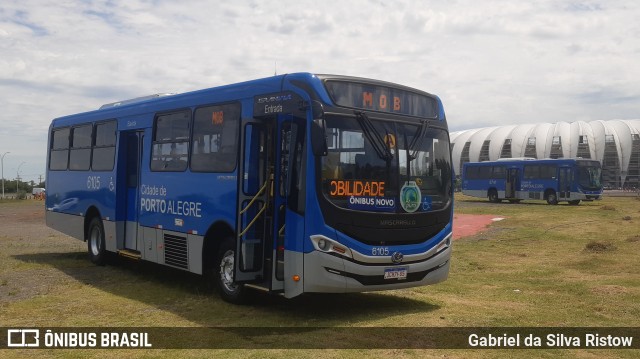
[90,227,100,256]
[220,250,237,292]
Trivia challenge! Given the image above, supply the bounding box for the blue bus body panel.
[46,171,117,219]
[47,75,289,235]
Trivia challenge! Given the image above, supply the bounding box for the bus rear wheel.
[546,191,558,205]
[87,217,107,265]
[215,238,249,304]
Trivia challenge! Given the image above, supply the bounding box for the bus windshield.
[577,163,602,190]
[321,115,451,213]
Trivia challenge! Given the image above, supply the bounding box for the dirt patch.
[0,203,45,223]
[584,241,617,253]
[0,201,51,240]
[590,285,629,296]
[0,267,70,304]
[0,201,86,305]
[453,214,505,240]
[627,235,640,243]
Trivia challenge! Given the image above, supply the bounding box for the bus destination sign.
[324,80,438,118]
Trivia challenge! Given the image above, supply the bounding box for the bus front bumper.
[301,238,451,294]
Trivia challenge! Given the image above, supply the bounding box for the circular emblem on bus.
[400,181,421,213]
[391,251,404,264]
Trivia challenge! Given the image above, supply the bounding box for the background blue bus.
[462,158,602,205]
[46,73,453,303]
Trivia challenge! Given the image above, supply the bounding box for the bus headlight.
[310,235,353,258]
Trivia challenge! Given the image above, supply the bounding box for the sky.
[1,0,639,183]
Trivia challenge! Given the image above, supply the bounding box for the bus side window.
[92,120,116,171]
[151,111,190,172]
[69,124,92,171]
[192,103,240,172]
[492,166,505,179]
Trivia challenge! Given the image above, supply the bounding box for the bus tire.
[215,238,249,304]
[87,217,107,266]
[568,200,581,205]
[488,189,500,203]
[546,191,558,205]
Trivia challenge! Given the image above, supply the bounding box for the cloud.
[10,9,49,36]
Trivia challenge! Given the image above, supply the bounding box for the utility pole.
[1,151,9,199]
[17,161,25,195]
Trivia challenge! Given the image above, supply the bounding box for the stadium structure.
[450,120,640,189]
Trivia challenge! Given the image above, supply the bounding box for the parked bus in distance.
[462,158,603,205]
[45,73,453,303]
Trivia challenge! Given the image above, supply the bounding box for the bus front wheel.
[488,190,500,203]
[215,238,249,304]
[87,217,107,266]
[546,191,558,205]
[568,200,581,205]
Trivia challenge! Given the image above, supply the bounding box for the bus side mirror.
[311,118,328,156]
[310,101,327,156]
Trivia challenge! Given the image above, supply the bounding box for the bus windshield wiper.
[408,119,429,161]
[354,111,393,161]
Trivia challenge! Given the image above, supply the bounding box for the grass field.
[0,196,639,358]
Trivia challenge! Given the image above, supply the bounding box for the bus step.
[118,249,142,260]
[245,283,270,292]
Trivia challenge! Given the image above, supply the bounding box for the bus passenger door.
[558,167,571,200]
[270,115,305,291]
[235,90,309,290]
[124,131,143,251]
[506,168,519,198]
[233,114,306,289]
[235,121,272,283]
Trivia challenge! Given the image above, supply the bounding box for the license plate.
[384,267,408,280]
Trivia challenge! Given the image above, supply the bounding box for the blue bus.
[46,73,453,303]
[462,158,603,205]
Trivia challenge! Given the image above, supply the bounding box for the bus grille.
[164,234,188,270]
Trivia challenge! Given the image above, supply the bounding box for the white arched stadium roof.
[450,120,640,185]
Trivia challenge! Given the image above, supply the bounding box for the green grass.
[1,197,639,358]
[441,195,640,332]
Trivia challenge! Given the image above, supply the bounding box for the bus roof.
[51,73,294,127]
[50,73,443,128]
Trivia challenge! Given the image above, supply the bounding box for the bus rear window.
[49,128,70,170]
